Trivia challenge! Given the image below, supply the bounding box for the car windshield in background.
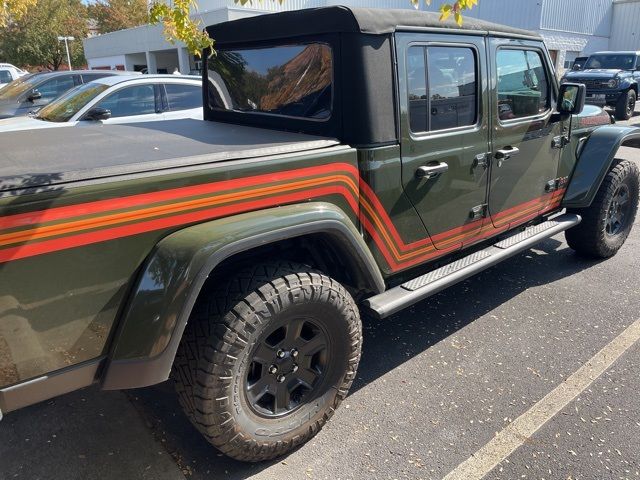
[36,82,110,122]
[584,54,636,70]
[0,74,38,100]
[208,43,332,120]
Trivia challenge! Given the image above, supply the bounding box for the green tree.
[88,0,149,34]
[1,0,88,70]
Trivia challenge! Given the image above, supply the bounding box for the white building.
[83,0,640,75]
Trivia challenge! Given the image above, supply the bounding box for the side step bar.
[364,213,581,319]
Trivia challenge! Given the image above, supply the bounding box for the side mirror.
[85,107,111,121]
[28,90,42,102]
[572,64,582,71]
[557,83,586,116]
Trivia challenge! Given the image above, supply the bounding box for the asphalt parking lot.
[1,113,640,480]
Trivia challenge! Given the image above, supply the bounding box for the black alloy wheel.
[245,316,330,417]
[605,183,631,236]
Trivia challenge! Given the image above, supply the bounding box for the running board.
[364,213,581,319]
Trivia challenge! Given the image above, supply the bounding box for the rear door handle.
[416,162,449,179]
[494,146,520,167]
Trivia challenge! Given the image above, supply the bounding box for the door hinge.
[473,153,491,170]
[552,135,569,149]
[470,204,488,220]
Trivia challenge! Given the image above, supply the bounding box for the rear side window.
[496,49,550,121]
[208,43,333,120]
[408,45,477,133]
[96,84,156,118]
[0,70,12,84]
[165,84,201,110]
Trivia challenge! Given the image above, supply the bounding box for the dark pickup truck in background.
[562,50,640,120]
[0,6,639,462]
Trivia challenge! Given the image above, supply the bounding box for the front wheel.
[614,89,636,120]
[172,261,362,462]
[566,159,639,258]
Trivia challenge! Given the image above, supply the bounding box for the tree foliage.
[0,0,87,69]
[1,0,36,28]
[412,0,478,26]
[88,0,149,34]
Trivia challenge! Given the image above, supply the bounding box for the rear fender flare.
[562,125,640,208]
[101,202,383,390]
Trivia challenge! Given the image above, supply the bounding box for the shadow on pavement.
[127,237,603,479]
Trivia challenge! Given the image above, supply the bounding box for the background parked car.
[561,51,640,120]
[0,63,28,90]
[0,70,137,119]
[0,75,203,132]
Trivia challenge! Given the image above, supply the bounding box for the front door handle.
[494,146,520,167]
[416,162,449,179]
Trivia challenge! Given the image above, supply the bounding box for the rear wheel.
[172,261,362,462]
[566,159,639,258]
[614,89,636,120]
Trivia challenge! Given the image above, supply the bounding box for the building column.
[145,51,158,74]
[177,47,190,74]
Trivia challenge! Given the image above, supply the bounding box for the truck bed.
[0,119,339,192]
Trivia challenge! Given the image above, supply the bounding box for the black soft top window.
[207,43,333,120]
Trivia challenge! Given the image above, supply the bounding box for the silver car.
[0,74,202,132]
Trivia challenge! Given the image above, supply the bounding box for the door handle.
[494,146,520,167]
[416,162,449,179]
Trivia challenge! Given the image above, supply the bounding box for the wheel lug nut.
[276,349,286,359]
[292,364,299,373]
[291,348,298,358]
[268,365,278,374]
[277,374,286,383]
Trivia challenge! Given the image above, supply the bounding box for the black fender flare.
[562,125,640,208]
[101,202,384,390]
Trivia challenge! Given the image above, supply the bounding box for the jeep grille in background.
[583,79,615,90]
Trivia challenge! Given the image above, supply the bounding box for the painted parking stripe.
[442,317,640,480]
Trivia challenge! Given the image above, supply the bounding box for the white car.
[0,74,202,132]
[0,63,28,90]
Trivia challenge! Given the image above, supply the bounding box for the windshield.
[208,43,332,120]
[0,74,39,100]
[35,82,110,122]
[584,54,636,70]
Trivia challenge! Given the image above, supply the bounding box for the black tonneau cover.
[0,119,339,191]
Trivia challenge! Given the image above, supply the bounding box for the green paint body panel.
[0,145,363,390]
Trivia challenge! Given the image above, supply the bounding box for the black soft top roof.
[208,6,539,44]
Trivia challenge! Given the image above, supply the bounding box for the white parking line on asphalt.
[442,317,640,480]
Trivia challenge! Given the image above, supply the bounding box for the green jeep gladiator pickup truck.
[0,7,639,462]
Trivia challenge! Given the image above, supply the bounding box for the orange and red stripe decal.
[0,162,565,271]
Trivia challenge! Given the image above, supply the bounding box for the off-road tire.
[614,89,636,120]
[566,159,639,258]
[172,261,362,462]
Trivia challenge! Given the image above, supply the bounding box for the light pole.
[57,36,75,71]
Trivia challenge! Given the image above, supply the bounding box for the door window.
[35,76,76,101]
[408,45,477,133]
[96,84,156,118]
[165,84,202,110]
[496,49,550,121]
